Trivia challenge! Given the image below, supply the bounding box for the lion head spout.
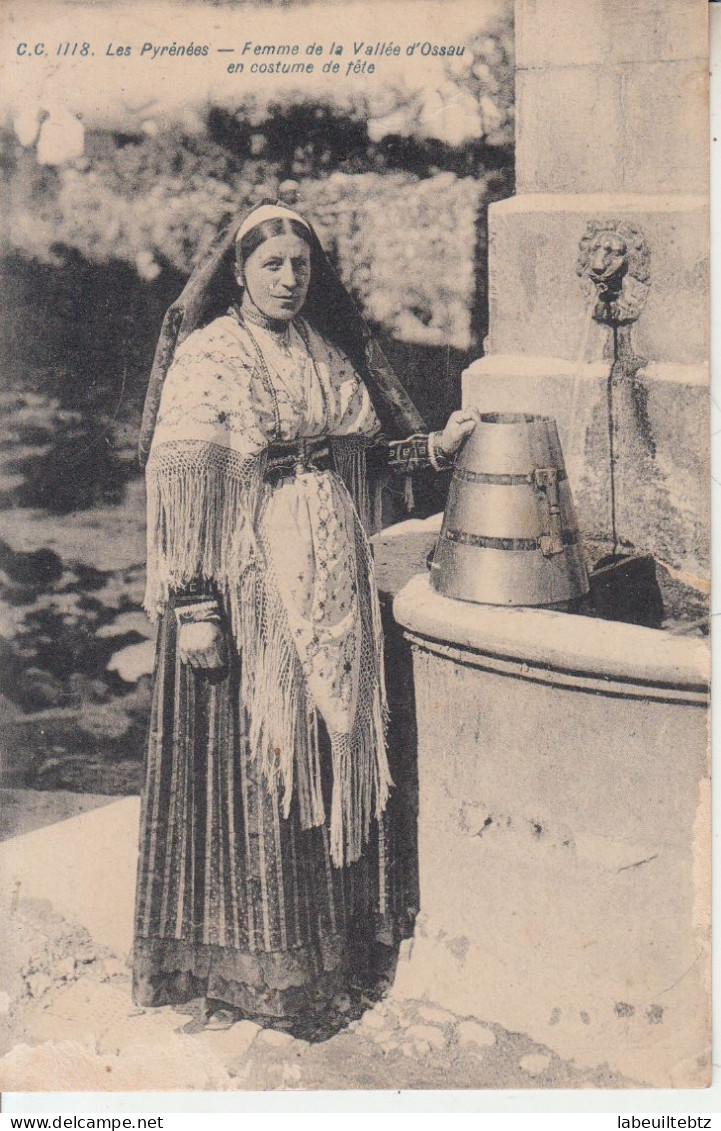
[577,221,651,325]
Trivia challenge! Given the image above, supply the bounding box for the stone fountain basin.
[377,517,710,1087]
[394,571,708,694]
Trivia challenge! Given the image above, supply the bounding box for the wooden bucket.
[430,413,589,606]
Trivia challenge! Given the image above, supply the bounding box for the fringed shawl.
[144,312,392,866]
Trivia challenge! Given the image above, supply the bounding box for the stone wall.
[515,0,707,196]
[465,0,709,579]
[392,574,710,1087]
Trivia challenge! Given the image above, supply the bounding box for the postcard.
[0,0,711,1094]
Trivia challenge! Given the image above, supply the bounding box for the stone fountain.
[384,0,710,1087]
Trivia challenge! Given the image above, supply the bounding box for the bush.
[301,170,504,349]
[3,126,510,350]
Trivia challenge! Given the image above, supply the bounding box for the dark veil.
[138,198,426,467]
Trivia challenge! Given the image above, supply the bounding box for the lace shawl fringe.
[144,437,391,867]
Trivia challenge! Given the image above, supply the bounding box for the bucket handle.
[533,468,564,556]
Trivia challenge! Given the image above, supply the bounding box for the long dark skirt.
[132,600,411,1023]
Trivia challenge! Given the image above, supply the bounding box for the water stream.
[564,296,597,490]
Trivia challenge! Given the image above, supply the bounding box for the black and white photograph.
[0,0,711,1097]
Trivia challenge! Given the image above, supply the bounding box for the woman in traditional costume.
[133,194,478,1029]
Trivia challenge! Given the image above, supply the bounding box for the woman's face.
[238,233,311,322]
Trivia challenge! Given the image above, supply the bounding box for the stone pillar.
[464,0,709,581]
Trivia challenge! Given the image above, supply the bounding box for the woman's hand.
[178,621,227,671]
[438,407,481,458]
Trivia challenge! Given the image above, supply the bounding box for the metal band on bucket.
[441,528,580,552]
[453,467,568,487]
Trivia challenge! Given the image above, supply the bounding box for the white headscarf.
[235,203,311,244]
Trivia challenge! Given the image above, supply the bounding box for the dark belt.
[264,437,333,484]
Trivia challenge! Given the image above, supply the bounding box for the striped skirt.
[132,599,413,1022]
